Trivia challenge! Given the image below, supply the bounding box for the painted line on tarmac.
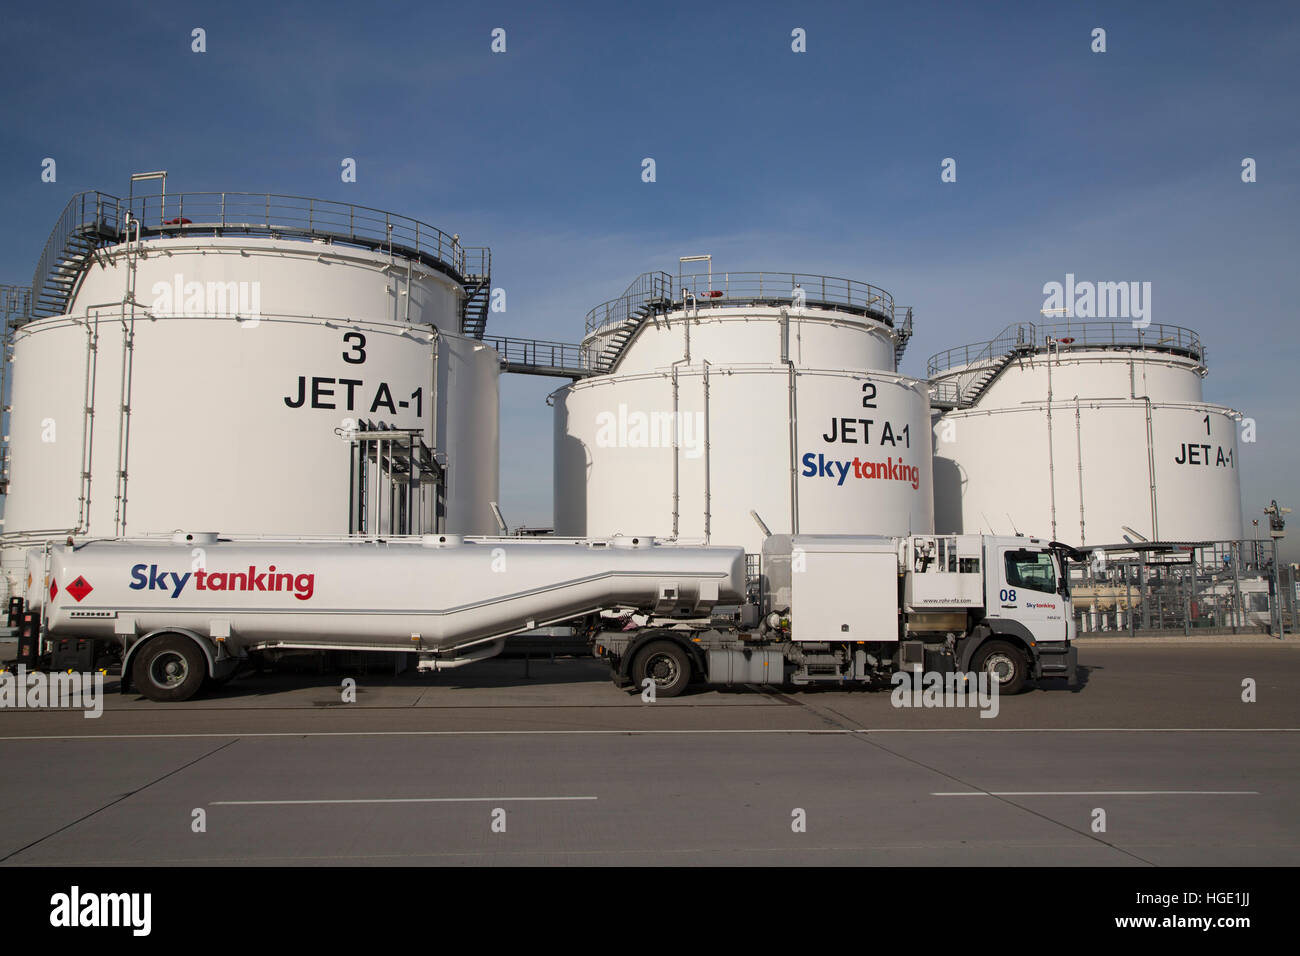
[212,796,598,805]
[932,790,1260,796]
[0,728,1298,741]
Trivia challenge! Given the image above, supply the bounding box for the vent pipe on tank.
[781,308,799,534]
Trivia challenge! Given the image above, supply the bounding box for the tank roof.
[928,320,1205,380]
[584,269,913,375]
[29,190,490,330]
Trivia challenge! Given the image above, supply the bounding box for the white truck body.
[16,530,1075,700]
[596,532,1077,694]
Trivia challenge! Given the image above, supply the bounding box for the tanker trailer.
[23,532,744,701]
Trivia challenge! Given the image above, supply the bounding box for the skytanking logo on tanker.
[129,564,315,600]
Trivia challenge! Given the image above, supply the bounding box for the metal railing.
[2,284,32,321]
[30,190,487,318]
[1069,539,1293,636]
[584,271,897,337]
[928,321,1205,379]
[928,380,962,409]
[480,335,595,377]
[29,191,119,316]
[585,271,673,337]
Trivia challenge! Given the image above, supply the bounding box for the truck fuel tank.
[34,534,747,656]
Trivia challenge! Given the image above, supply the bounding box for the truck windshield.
[1005,550,1057,594]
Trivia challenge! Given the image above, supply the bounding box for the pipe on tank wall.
[405,259,412,325]
[780,308,799,534]
[1129,359,1160,540]
[1075,397,1086,545]
[670,367,679,538]
[669,317,692,540]
[113,218,143,537]
[114,313,135,536]
[428,328,443,532]
[702,359,711,543]
[77,305,118,535]
[1045,347,1057,540]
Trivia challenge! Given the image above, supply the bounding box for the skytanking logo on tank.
[128,563,315,600]
[801,453,921,489]
[150,273,261,322]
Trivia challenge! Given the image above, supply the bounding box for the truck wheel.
[631,640,693,698]
[132,634,207,702]
[973,640,1028,695]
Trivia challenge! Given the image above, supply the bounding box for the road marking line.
[0,728,1297,742]
[212,796,598,805]
[932,790,1260,796]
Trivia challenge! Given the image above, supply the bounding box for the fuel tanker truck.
[17,530,1078,701]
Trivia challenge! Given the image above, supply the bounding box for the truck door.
[991,545,1066,643]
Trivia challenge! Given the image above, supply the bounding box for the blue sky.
[2,0,1297,557]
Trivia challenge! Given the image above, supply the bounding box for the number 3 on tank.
[342,332,366,364]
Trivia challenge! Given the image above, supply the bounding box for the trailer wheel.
[631,640,693,698]
[973,640,1028,695]
[132,634,207,702]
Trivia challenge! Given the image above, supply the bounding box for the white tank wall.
[588,307,899,375]
[555,366,933,554]
[71,238,465,331]
[933,400,1243,544]
[4,276,498,538]
[440,338,501,534]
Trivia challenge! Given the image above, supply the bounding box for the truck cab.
[597,533,1079,697]
[900,534,1076,692]
[985,537,1074,643]
[976,535,1077,688]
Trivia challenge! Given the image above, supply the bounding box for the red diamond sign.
[49,579,57,602]
[66,576,94,603]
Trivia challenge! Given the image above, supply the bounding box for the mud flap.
[1036,643,1076,684]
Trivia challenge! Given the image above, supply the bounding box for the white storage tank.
[930,321,1244,545]
[554,268,932,554]
[2,188,499,543]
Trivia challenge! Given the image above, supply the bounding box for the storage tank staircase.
[592,297,664,373]
[928,338,1031,411]
[30,193,123,319]
[458,249,492,338]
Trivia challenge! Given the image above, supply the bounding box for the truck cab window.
[1005,550,1056,593]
